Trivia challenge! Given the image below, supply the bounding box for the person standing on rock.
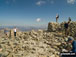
[64,17,71,37]
[64,21,71,37]
[64,22,69,36]
[13,27,17,37]
[56,14,59,22]
[68,17,71,23]
[67,17,71,36]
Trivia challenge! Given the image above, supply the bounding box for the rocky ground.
[0,21,76,57]
[0,29,66,57]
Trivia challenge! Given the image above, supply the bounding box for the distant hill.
[0,25,47,31]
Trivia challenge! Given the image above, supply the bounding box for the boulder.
[48,22,60,32]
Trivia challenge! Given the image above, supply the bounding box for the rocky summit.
[0,21,76,57]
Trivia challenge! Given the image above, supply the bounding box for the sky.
[0,0,76,26]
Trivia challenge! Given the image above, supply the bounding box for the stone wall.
[48,21,76,38]
[48,22,60,32]
[60,21,76,38]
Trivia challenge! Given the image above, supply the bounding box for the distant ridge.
[0,26,47,31]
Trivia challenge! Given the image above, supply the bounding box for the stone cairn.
[48,22,61,32]
[48,21,76,38]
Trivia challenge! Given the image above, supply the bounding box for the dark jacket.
[72,40,76,53]
[64,23,69,29]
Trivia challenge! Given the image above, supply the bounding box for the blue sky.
[0,0,76,26]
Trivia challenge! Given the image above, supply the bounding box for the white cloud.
[36,1,46,6]
[67,0,75,4]
[36,18,41,22]
[36,0,54,6]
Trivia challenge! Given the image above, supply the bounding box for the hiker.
[68,17,71,23]
[64,17,71,36]
[68,37,76,53]
[56,14,59,22]
[68,17,71,36]
[64,20,71,37]
[64,22,69,36]
[4,29,8,37]
[13,27,17,37]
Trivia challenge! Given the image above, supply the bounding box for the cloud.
[36,18,41,22]
[36,0,54,6]
[67,0,75,4]
[36,1,46,6]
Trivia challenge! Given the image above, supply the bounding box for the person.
[4,28,8,37]
[56,14,59,22]
[68,37,76,53]
[68,17,71,36]
[13,27,17,37]
[64,18,71,37]
[64,22,69,36]
[68,17,71,23]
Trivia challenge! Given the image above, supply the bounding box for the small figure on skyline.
[68,17,71,23]
[56,14,59,22]
[4,28,8,37]
[13,27,17,37]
